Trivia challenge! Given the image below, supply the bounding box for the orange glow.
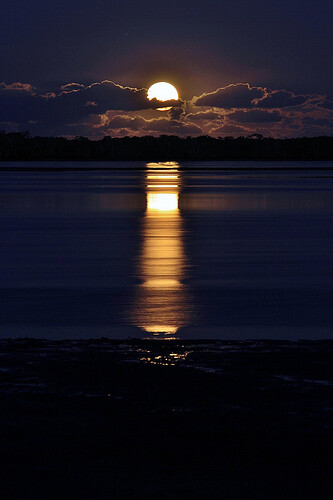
[146,175,178,180]
[146,161,179,169]
[147,184,178,189]
[147,192,178,211]
[130,162,191,337]
[143,325,179,335]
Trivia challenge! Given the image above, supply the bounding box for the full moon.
[147,82,179,102]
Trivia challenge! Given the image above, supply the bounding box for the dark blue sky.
[1,0,333,137]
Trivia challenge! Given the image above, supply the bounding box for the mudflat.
[0,339,332,499]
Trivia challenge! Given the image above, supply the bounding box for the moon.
[147,82,179,105]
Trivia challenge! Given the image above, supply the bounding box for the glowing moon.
[147,82,179,102]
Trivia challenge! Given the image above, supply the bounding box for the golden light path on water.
[131,162,191,339]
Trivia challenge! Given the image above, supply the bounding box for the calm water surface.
[1,161,333,339]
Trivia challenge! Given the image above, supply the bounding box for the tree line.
[0,131,332,161]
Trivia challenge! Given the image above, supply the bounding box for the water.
[1,161,333,339]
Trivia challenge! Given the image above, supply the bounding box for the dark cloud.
[108,115,145,130]
[193,84,320,112]
[0,78,332,139]
[56,81,148,113]
[0,80,184,134]
[0,82,35,93]
[147,97,183,110]
[228,110,282,123]
[106,115,202,136]
[210,124,249,137]
[194,83,265,109]
[316,99,333,110]
[59,83,85,92]
[0,88,41,123]
[167,106,186,120]
[302,116,333,128]
[256,90,309,109]
[143,119,201,136]
[186,111,222,122]
[0,80,147,125]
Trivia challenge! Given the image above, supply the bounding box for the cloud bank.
[0,80,332,139]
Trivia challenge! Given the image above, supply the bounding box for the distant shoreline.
[1,165,333,172]
[1,132,333,161]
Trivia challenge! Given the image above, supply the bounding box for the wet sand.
[0,339,332,499]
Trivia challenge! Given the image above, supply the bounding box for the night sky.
[1,0,333,138]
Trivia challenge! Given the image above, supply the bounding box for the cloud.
[255,90,309,108]
[57,81,182,112]
[0,80,137,126]
[303,117,333,127]
[316,99,333,110]
[0,79,332,139]
[194,83,265,109]
[147,97,183,110]
[107,115,145,130]
[193,83,320,112]
[167,106,186,120]
[0,82,35,93]
[299,116,333,136]
[55,80,148,113]
[0,89,41,123]
[106,115,202,136]
[144,119,202,136]
[185,110,222,122]
[228,110,282,123]
[0,79,185,132]
[59,83,85,92]
[210,124,250,137]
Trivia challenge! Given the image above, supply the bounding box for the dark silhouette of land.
[1,131,333,161]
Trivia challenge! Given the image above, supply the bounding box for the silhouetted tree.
[0,132,332,161]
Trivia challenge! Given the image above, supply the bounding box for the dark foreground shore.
[0,339,332,499]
